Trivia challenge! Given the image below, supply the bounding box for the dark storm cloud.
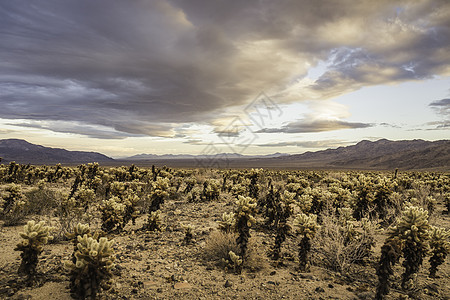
[0,0,449,138]
[256,119,373,133]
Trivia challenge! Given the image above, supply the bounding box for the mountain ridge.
[0,138,448,170]
[0,139,113,164]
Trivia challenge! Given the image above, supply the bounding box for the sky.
[0,0,449,158]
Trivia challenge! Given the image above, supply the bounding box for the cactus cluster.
[65,234,115,299]
[375,238,402,300]
[1,184,28,226]
[293,213,320,271]
[15,221,53,281]
[218,212,235,233]
[391,206,430,289]
[233,195,257,273]
[149,177,169,212]
[428,226,450,278]
[101,196,127,233]
[144,210,163,231]
[376,206,433,298]
[271,190,294,260]
[223,250,243,273]
[183,224,194,244]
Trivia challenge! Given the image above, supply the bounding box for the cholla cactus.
[144,210,163,231]
[66,223,91,242]
[293,213,320,271]
[428,226,450,278]
[66,223,93,262]
[15,221,53,281]
[65,235,115,299]
[218,212,235,233]
[224,251,243,273]
[444,192,450,213]
[271,191,294,260]
[149,177,169,212]
[1,183,27,226]
[234,195,257,273]
[183,224,194,244]
[101,196,126,233]
[375,238,402,300]
[122,193,140,226]
[389,206,430,289]
[201,179,220,201]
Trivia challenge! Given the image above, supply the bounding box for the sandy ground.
[1,195,449,300]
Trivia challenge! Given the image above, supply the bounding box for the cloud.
[425,120,450,130]
[0,128,16,134]
[9,120,141,139]
[256,119,373,133]
[257,140,351,148]
[429,98,450,116]
[0,0,449,139]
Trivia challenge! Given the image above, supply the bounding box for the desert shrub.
[204,231,266,273]
[204,231,239,265]
[24,181,59,215]
[54,193,89,241]
[312,211,376,274]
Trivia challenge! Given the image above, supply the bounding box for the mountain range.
[0,139,113,164]
[0,138,448,170]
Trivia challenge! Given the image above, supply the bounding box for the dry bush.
[24,183,61,215]
[203,231,266,272]
[312,211,377,275]
[204,231,239,265]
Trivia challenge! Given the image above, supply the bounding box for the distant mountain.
[0,139,113,164]
[0,138,448,170]
[268,139,450,170]
[124,152,289,160]
[121,139,449,171]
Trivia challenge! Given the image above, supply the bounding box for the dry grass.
[203,230,267,272]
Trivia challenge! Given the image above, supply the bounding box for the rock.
[315,287,325,293]
[299,274,316,280]
[224,280,232,288]
[270,270,276,275]
[143,281,159,289]
[174,282,191,289]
